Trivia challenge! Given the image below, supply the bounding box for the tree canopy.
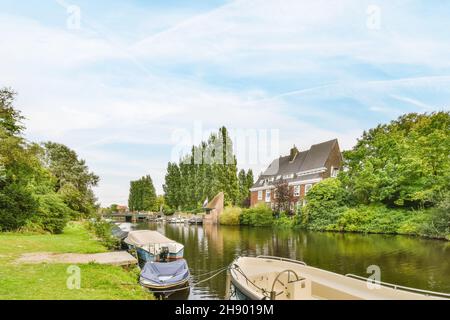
[341,111,450,208]
[128,175,157,212]
[163,127,253,210]
[0,88,99,232]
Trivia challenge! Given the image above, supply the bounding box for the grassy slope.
[0,222,153,300]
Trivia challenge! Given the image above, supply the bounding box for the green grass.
[0,222,153,300]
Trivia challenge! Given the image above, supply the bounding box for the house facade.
[249,139,343,210]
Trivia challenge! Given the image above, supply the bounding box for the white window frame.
[265,190,271,202]
[294,185,300,197]
[283,173,294,180]
[257,190,263,200]
[305,184,313,194]
[331,167,339,178]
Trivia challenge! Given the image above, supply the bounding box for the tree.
[41,142,99,217]
[128,175,157,212]
[0,88,25,136]
[341,111,450,208]
[163,126,241,210]
[273,180,295,214]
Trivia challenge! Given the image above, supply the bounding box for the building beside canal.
[249,139,343,210]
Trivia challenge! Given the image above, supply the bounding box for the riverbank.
[219,203,450,241]
[0,222,153,300]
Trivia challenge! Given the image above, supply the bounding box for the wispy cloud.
[1,0,449,205]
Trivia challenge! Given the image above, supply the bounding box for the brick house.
[249,139,343,210]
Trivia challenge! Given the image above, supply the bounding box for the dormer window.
[331,167,339,178]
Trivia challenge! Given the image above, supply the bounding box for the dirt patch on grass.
[16,252,137,266]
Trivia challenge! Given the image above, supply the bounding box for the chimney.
[289,145,299,162]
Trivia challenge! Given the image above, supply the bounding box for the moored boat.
[140,259,190,290]
[229,256,450,300]
[124,230,184,264]
[188,216,203,225]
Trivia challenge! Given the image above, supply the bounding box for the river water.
[136,222,450,299]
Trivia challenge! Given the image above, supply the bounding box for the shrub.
[274,212,294,228]
[0,183,37,231]
[420,195,450,239]
[241,203,274,227]
[220,206,242,225]
[31,193,72,234]
[87,220,120,250]
[303,179,348,230]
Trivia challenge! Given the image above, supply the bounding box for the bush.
[241,203,274,227]
[31,193,72,234]
[163,207,175,216]
[303,179,348,230]
[86,220,120,250]
[0,183,37,231]
[274,212,294,228]
[420,195,450,239]
[220,207,242,225]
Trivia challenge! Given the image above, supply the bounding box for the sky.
[1,0,450,206]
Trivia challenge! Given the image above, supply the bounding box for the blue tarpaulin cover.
[140,259,189,285]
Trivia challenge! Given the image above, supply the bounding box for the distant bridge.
[103,212,158,222]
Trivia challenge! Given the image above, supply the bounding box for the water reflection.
[136,223,450,299]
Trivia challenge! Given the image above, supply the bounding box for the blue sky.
[1,0,449,206]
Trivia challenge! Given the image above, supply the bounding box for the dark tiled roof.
[253,139,338,188]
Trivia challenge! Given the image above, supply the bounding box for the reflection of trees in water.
[138,223,450,297]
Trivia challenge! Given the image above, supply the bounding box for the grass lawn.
[0,222,153,300]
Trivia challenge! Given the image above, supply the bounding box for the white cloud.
[1,1,449,206]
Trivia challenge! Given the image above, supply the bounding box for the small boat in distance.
[229,256,450,300]
[188,216,203,225]
[140,259,190,290]
[124,230,184,264]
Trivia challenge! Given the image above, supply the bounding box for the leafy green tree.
[0,88,25,136]
[303,178,349,230]
[341,112,450,208]
[41,142,99,217]
[128,175,157,211]
[163,126,241,210]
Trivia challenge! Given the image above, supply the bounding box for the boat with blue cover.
[140,259,190,290]
[124,230,184,264]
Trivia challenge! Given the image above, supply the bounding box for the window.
[305,184,313,194]
[331,167,339,178]
[265,190,271,202]
[257,190,263,200]
[294,185,300,197]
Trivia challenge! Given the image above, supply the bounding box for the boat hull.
[140,259,190,291]
[136,247,184,263]
[229,256,449,300]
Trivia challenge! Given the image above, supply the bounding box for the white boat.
[124,230,184,263]
[117,222,133,232]
[229,256,450,300]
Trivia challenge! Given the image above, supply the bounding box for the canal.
[136,222,450,299]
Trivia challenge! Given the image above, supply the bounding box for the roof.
[124,230,176,247]
[205,192,224,210]
[253,139,339,188]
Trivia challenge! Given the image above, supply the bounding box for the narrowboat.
[229,256,450,300]
[124,230,184,264]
